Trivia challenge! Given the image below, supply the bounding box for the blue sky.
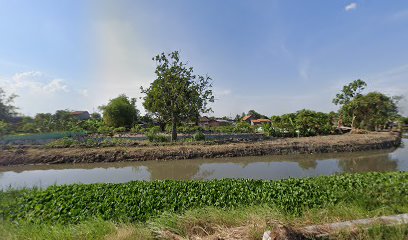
[1,0,408,117]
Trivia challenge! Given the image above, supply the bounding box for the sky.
[0,0,408,117]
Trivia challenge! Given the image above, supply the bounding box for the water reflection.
[1,140,407,189]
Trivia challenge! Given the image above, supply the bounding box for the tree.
[141,51,214,141]
[0,87,18,121]
[90,112,102,120]
[344,92,399,130]
[247,110,268,119]
[333,79,367,128]
[99,94,139,128]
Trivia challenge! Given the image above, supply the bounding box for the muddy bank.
[0,132,401,166]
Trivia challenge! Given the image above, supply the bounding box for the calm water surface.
[1,139,407,189]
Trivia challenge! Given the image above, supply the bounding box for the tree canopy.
[333,80,400,130]
[99,94,139,128]
[141,51,214,141]
[343,92,399,130]
[0,87,18,121]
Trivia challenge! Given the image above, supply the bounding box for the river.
[1,139,407,189]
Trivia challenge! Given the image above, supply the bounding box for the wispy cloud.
[345,3,357,12]
[298,59,311,80]
[390,9,408,21]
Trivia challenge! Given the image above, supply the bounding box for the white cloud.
[345,3,357,12]
[8,71,69,94]
[0,71,90,115]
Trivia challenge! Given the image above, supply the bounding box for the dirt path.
[0,132,401,166]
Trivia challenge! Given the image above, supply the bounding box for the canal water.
[1,139,407,189]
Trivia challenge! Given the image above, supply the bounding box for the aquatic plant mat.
[1,172,407,239]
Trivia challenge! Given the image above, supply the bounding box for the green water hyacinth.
[2,172,407,224]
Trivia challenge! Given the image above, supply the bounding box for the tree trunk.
[171,116,177,142]
[351,112,356,129]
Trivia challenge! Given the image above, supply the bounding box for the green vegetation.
[0,87,18,122]
[333,79,400,130]
[1,172,407,239]
[1,172,406,225]
[145,126,170,142]
[45,137,138,148]
[266,110,336,137]
[141,51,214,141]
[98,94,139,128]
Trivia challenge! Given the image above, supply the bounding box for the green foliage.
[130,124,144,134]
[97,126,114,135]
[247,109,268,119]
[145,126,169,142]
[46,137,79,148]
[333,79,367,106]
[0,120,10,137]
[90,112,102,120]
[176,125,204,134]
[192,131,205,141]
[209,125,235,134]
[268,110,335,137]
[46,137,138,148]
[113,127,127,134]
[141,51,214,141]
[341,92,399,130]
[78,119,104,133]
[233,121,254,133]
[0,87,18,121]
[99,94,139,128]
[2,172,407,224]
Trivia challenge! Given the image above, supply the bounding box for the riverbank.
[1,172,407,239]
[0,132,401,166]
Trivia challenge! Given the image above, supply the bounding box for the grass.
[1,204,407,239]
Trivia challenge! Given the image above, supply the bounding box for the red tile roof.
[251,119,271,123]
[242,115,253,121]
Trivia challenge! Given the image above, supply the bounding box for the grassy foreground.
[1,172,407,239]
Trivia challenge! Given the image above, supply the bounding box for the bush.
[113,127,127,134]
[192,131,205,141]
[145,126,169,142]
[46,137,79,148]
[97,126,114,135]
[234,121,254,133]
[4,172,407,224]
[130,124,144,134]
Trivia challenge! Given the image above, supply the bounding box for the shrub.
[46,137,79,148]
[113,127,127,134]
[145,126,169,142]
[192,131,205,141]
[130,124,144,134]
[97,126,114,135]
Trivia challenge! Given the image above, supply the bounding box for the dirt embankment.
[0,132,401,166]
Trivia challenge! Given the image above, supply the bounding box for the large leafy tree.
[345,92,399,130]
[99,94,139,128]
[142,51,214,141]
[0,87,18,121]
[333,79,367,128]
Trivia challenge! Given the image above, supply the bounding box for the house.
[250,119,271,126]
[70,111,90,120]
[242,115,256,124]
